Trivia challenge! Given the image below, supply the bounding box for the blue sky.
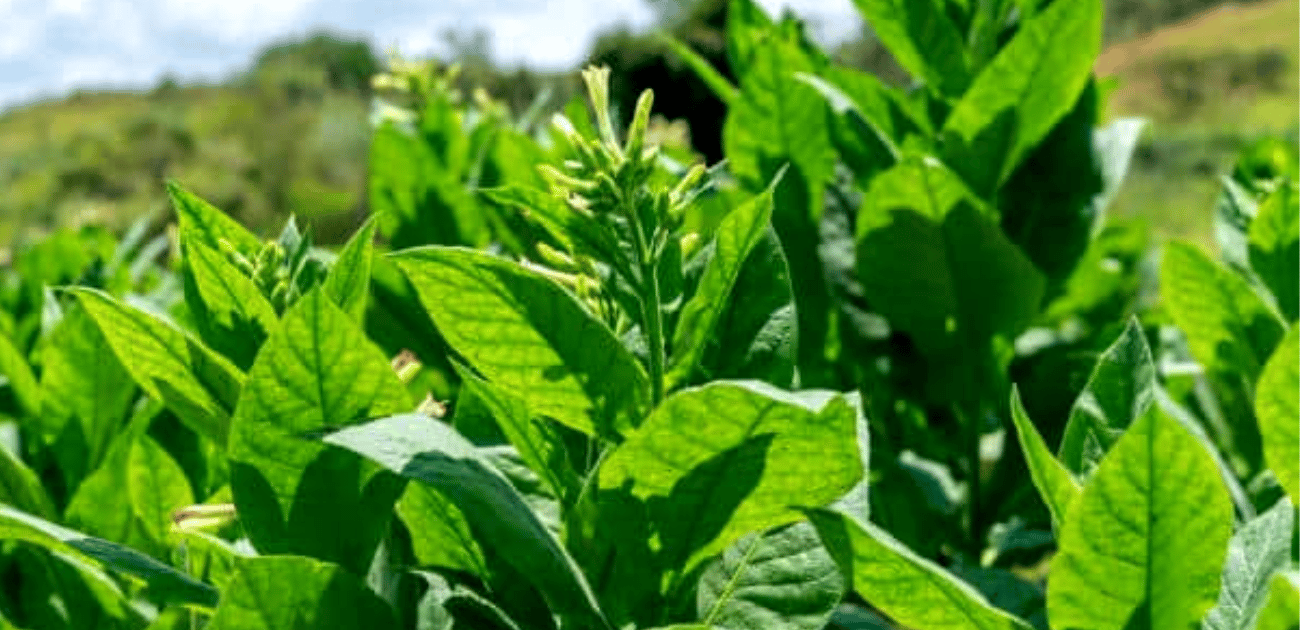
[0,0,860,111]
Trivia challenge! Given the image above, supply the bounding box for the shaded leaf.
[206,556,397,630]
[1008,387,1079,527]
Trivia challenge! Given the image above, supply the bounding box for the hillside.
[1097,0,1299,244]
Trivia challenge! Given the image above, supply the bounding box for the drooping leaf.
[324,414,607,628]
[0,504,218,607]
[205,556,398,630]
[849,0,971,97]
[1203,497,1296,630]
[1058,317,1156,476]
[697,521,844,630]
[804,508,1034,630]
[227,288,411,574]
[394,246,649,438]
[325,217,378,322]
[940,0,1102,194]
[1255,327,1299,503]
[600,382,863,572]
[1008,388,1079,527]
[70,288,242,447]
[1047,407,1233,630]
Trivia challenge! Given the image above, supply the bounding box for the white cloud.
[0,0,862,111]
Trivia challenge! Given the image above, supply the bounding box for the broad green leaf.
[1256,572,1300,630]
[453,364,579,503]
[70,288,242,446]
[855,157,1045,397]
[325,217,378,322]
[804,508,1034,630]
[180,235,277,369]
[1249,182,1299,321]
[0,441,55,519]
[1162,241,1284,385]
[227,288,411,573]
[0,332,38,417]
[723,32,834,203]
[1058,317,1155,476]
[697,521,844,630]
[394,247,649,437]
[0,504,218,607]
[38,306,134,481]
[1256,328,1299,503]
[66,432,194,560]
[397,482,489,577]
[1008,388,1079,527]
[940,0,1102,193]
[798,67,927,184]
[849,0,971,97]
[600,382,862,572]
[670,186,796,388]
[1203,497,1295,630]
[324,414,607,627]
[167,180,261,257]
[1047,407,1233,630]
[206,556,397,630]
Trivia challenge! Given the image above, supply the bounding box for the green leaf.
[37,306,134,481]
[940,0,1102,193]
[452,364,579,503]
[849,0,971,97]
[180,235,277,369]
[1058,317,1156,476]
[725,0,774,73]
[206,556,397,630]
[70,288,242,447]
[855,157,1045,397]
[1164,241,1286,380]
[0,332,38,417]
[394,246,649,438]
[804,508,1034,630]
[167,180,261,257]
[1008,387,1079,527]
[599,382,863,572]
[0,440,56,520]
[697,521,844,630]
[1203,497,1295,630]
[659,33,739,106]
[1047,407,1233,630]
[670,186,796,388]
[325,217,378,322]
[227,288,411,573]
[1249,182,1299,321]
[397,482,489,577]
[324,414,608,628]
[1256,327,1299,503]
[1256,572,1300,630]
[0,504,218,607]
[65,432,195,560]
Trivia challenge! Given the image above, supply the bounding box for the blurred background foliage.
[0,0,1294,250]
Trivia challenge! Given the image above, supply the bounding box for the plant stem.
[954,401,983,560]
[625,200,666,406]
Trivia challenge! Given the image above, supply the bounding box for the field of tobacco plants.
[0,0,1296,628]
